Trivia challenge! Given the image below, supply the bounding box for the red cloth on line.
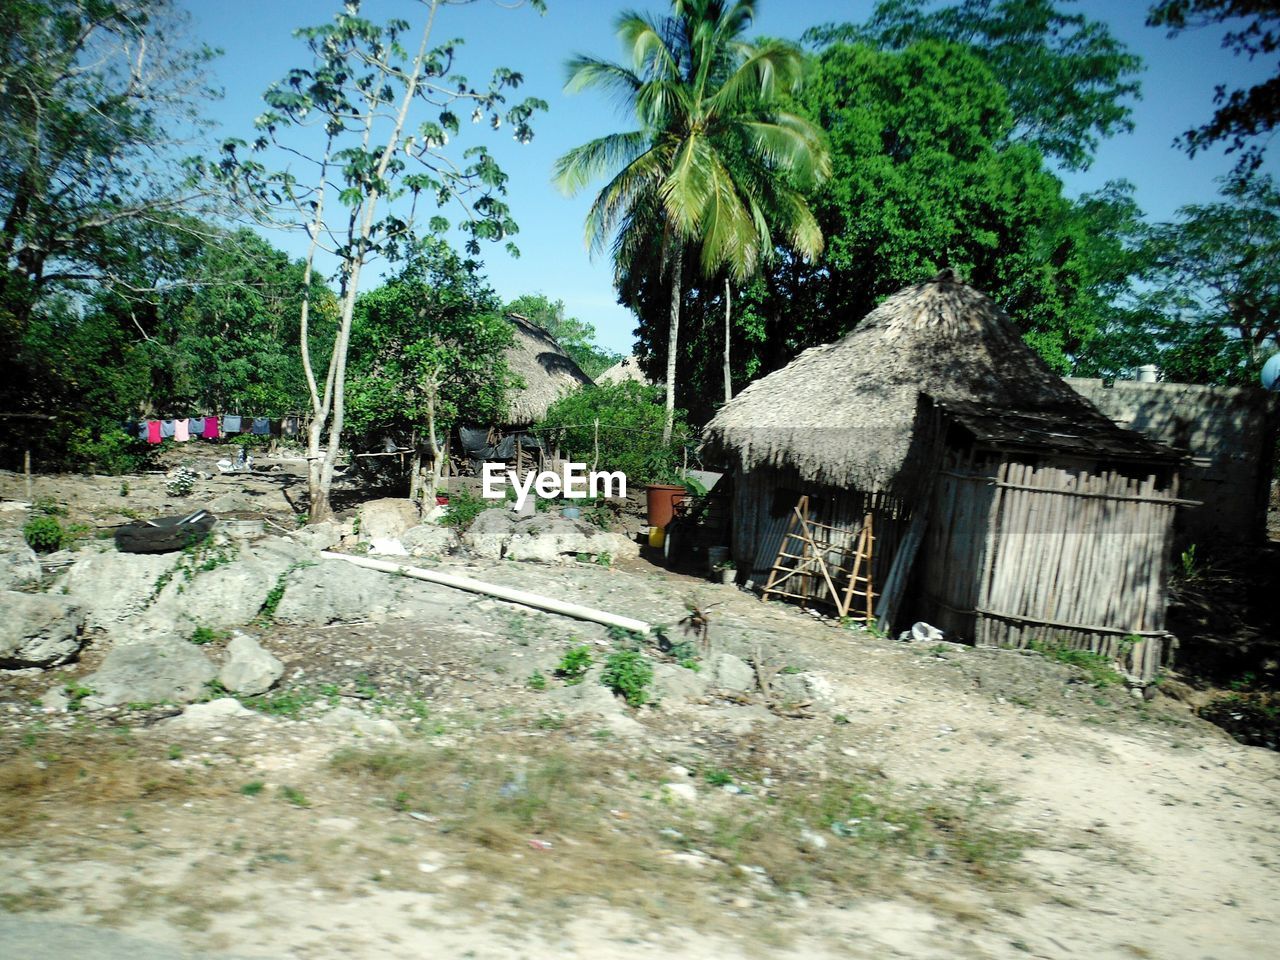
[146,421,162,444]
[204,416,220,439]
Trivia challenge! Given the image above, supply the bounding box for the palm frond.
[582,145,669,256]
[564,55,643,106]
[553,130,653,196]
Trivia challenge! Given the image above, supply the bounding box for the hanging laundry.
[223,415,242,434]
[205,416,220,440]
[122,421,139,439]
[189,417,205,437]
[146,421,162,444]
[174,418,190,442]
[160,419,176,439]
[252,416,270,436]
[282,415,299,437]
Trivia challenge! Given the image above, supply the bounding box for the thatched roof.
[596,355,653,386]
[503,313,594,426]
[704,271,1178,491]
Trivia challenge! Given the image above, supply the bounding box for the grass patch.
[553,645,593,685]
[1028,640,1125,688]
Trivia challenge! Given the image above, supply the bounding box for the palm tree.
[555,0,829,440]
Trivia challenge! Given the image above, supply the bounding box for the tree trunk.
[723,276,733,404]
[663,241,683,444]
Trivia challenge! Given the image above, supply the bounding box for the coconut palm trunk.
[664,241,683,444]
[723,277,732,404]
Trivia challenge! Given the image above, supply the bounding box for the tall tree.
[1139,174,1280,384]
[1148,0,1280,171]
[555,0,828,441]
[0,0,219,342]
[347,243,514,505]
[807,0,1144,171]
[231,0,546,520]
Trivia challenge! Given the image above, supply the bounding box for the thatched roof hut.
[704,271,1183,683]
[705,270,1170,490]
[596,355,653,387]
[502,313,594,427]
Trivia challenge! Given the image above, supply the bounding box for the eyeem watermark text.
[481,462,626,511]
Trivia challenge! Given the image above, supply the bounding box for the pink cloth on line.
[146,421,162,444]
[204,416,220,439]
[174,418,190,442]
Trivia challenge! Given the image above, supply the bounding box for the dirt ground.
[1,465,1279,959]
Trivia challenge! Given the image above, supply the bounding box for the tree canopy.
[807,0,1144,171]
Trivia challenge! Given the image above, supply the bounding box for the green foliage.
[239,781,265,797]
[440,489,489,529]
[554,646,594,685]
[538,381,691,484]
[279,785,310,808]
[243,689,317,720]
[189,626,227,646]
[600,649,653,708]
[1130,175,1280,384]
[703,767,733,787]
[346,244,516,461]
[23,515,66,553]
[1028,640,1125,688]
[810,0,1143,172]
[557,0,829,429]
[505,293,622,379]
[1149,0,1280,171]
[63,679,94,712]
[526,670,548,692]
[622,39,1136,421]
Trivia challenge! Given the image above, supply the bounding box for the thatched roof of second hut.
[596,355,653,386]
[503,313,594,426]
[704,271,1175,490]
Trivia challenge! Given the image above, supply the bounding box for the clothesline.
[125,413,305,445]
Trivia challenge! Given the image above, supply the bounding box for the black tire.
[114,516,217,554]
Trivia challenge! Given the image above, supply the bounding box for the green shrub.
[23,515,66,553]
[441,488,489,529]
[537,381,692,485]
[601,650,653,707]
[554,645,593,685]
[526,670,548,691]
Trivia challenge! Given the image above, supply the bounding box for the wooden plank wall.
[731,467,909,607]
[924,457,1178,682]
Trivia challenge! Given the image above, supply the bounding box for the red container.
[645,484,686,529]
[435,495,449,506]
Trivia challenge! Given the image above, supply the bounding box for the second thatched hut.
[704,271,1185,681]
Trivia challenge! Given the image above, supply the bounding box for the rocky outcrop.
[0,591,86,668]
[462,509,637,563]
[357,498,420,541]
[82,634,216,707]
[218,633,283,696]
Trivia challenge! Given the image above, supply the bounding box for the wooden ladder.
[761,496,877,621]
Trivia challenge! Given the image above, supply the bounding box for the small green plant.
[34,497,67,516]
[703,767,733,787]
[63,680,94,711]
[679,658,700,672]
[535,712,565,730]
[600,649,653,707]
[240,781,266,797]
[279,785,310,807]
[189,626,227,645]
[167,745,184,760]
[526,670,548,691]
[440,489,488,529]
[258,564,307,621]
[119,480,130,497]
[1028,640,1125,688]
[595,552,612,567]
[243,689,317,719]
[554,646,593,685]
[23,515,66,553]
[1178,544,1201,581]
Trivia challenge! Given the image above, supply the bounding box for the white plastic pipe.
[319,551,651,635]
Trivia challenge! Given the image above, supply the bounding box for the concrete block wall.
[1067,378,1280,554]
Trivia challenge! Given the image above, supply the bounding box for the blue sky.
[184,0,1277,354]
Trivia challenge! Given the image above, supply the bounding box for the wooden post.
[24,449,32,503]
[592,418,599,471]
